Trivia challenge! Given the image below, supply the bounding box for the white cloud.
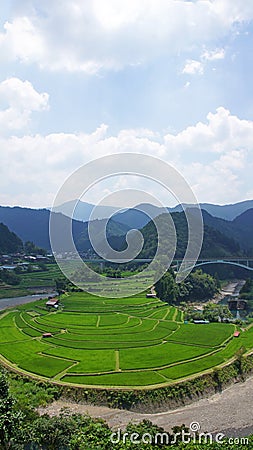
[164,107,253,154]
[163,108,252,203]
[0,106,253,207]
[0,17,45,64]
[182,47,225,77]
[0,77,49,132]
[182,59,204,75]
[214,150,246,171]
[202,48,225,61]
[186,162,242,204]
[0,0,252,72]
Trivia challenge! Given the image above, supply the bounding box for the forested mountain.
[73,218,130,252]
[0,207,52,250]
[139,212,241,259]
[0,223,23,254]
[202,209,253,254]
[114,207,151,229]
[0,206,129,252]
[111,200,253,229]
[0,204,252,257]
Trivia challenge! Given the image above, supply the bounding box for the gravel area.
[38,376,253,437]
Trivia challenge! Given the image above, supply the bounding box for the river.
[0,292,57,311]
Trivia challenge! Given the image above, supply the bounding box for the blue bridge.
[82,257,253,272]
[172,258,253,272]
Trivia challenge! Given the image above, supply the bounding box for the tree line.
[155,269,220,305]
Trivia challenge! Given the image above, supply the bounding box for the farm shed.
[46,298,59,307]
[193,320,210,324]
[42,333,53,338]
[233,331,240,337]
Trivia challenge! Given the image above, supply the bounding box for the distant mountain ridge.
[114,200,253,229]
[0,202,253,257]
[0,206,130,252]
[51,199,253,224]
[52,200,123,222]
[200,200,253,220]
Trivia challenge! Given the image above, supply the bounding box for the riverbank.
[218,279,245,299]
[38,375,253,437]
[191,279,245,311]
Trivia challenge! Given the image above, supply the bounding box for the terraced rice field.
[0,291,252,388]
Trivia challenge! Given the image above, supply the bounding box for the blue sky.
[0,0,253,207]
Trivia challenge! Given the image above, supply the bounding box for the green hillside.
[139,212,241,259]
[0,222,23,254]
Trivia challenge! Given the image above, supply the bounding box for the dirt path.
[39,376,253,437]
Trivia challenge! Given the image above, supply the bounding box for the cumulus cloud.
[182,59,204,75]
[0,105,253,206]
[0,77,49,132]
[0,0,252,72]
[0,17,45,64]
[185,162,242,204]
[164,107,253,154]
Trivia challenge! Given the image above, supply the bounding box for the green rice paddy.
[0,291,252,388]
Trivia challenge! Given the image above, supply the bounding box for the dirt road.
[39,376,253,437]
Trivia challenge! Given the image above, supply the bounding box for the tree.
[0,371,23,449]
[202,303,232,322]
[155,269,219,305]
[24,241,46,256]
[234,346,246,378]
[155,270,178,304]
[0,269,20,286]
[55,278,68,294]
[178,270,219,303]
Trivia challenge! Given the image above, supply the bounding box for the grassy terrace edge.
[1,344,253,390]
[2,349,253,412]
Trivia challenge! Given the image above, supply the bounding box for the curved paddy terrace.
[0,291,252,388]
